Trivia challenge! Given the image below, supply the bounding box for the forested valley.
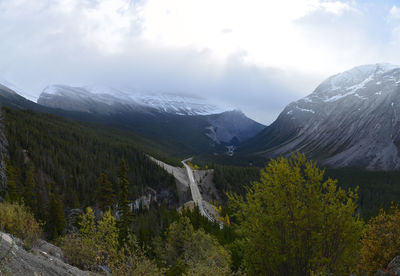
[2,107,400,275]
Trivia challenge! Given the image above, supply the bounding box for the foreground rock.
[0,231,93,276]
[375,256,400,275]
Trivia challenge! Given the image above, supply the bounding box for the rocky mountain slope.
[206,110,265,144]
[244,63,400,170]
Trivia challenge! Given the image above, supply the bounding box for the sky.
[1,0,400,124]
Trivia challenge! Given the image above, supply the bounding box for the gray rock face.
[387,256,400,275]
[374,255,400,275]
[254,63,400,170]
[0,231,91,276]
[0,108,8,193]
[206,110,265,144]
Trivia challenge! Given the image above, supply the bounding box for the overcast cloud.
[1,0,400,124]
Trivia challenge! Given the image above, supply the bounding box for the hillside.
[0,107,179,237]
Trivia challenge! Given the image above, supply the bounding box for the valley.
[2,63,400,275]
[5,2,400,274]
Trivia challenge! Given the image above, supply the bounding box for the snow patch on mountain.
[296,107,315,113]
[39,84,227,115]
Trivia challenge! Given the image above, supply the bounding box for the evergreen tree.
[117,159,131,246]
[47,193,66,239]
[96,210,119,266]
[5,161,19,203]
[79,207,96,237]
[23,164,36,210]
[96,173,114,211]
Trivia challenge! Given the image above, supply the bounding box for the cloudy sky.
[1,0,400,124]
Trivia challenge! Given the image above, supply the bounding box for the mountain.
[0,82,264,158]
[38,84,225,116]
[36,84,264,151]
[242,63,400,170]
[206,110,265,145]
[0,82,43,111]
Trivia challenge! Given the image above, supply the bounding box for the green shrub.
[62,208,161,274]
[61,234,98,270]
[0,202,42,249]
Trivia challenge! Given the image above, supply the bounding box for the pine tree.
[79,207,96,238]
[117,159,131,246]
[47,193,66,239]
[5,161,18,203]
[23,164,36,210]
[96,210,119,266]
[96,173,114,211]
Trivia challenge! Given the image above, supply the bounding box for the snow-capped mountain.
[38,84,226,115]
[35,84,264,149]
[245,63,400,170]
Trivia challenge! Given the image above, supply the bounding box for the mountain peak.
[246,63,400,170]
[314,63,399,98]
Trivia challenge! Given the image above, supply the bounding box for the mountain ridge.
[38,84,228,116]
[242,63,400,170]
[0,82,265,159]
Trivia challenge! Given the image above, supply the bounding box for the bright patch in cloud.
[139,0,355,70]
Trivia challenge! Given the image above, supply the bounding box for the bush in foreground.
[154,216,231,275]
[62,207,162,274]
[359,205,400,275]
[0,201,42,249]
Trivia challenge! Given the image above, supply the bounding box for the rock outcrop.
[375,256,400,275]
[0,231,92,276]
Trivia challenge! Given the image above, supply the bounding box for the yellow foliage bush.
[359,205,400,275]
[61,234,98,270]
[0,201,42,248]
[62,208,160,274]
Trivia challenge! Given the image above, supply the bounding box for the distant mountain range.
[4,63,400,170]
[0,82,265,158]
[242,63,400,170]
